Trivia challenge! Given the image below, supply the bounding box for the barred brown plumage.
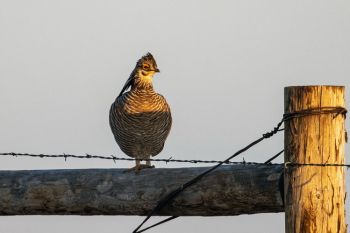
[109,53,172,172]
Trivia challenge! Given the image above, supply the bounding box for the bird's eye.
[142,64,150,70]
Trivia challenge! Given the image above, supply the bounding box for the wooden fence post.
[284,86,347,233]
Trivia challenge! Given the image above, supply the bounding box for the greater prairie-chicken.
[109,53,172,172]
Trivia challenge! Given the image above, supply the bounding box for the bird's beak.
[154,68,160,73]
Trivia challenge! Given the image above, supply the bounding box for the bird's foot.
[124,164,155,174]
[139,164,155,169]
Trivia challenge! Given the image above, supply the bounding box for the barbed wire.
[1,152,349,168]
[0,152,276,165]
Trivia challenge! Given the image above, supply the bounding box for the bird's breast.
[121,92,170,114]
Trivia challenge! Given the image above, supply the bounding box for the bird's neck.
[131,74,155,94]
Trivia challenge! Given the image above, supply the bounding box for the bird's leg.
[145,159,155,168]
[124,159,141,173]
[135,159,141,171]
[135,158,155,170]
[124,158,155,173]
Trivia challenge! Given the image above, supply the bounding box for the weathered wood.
[284,86,346,233]
[0,165,284,216]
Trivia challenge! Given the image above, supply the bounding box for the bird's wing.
[117,75,134,97]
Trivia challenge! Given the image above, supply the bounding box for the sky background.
[0,0,349,232]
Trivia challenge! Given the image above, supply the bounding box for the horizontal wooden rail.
[0,165,284,216]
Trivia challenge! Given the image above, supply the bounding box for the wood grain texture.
[0,165,283,216]
[284,86,347,233]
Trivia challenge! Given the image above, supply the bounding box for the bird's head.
[135,53,160,80]
[117,53,160,97]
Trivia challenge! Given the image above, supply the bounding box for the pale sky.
[0,0,349,232]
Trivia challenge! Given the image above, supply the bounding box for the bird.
[109,53,172,172]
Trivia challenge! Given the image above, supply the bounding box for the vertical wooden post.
[284,86,347,233]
